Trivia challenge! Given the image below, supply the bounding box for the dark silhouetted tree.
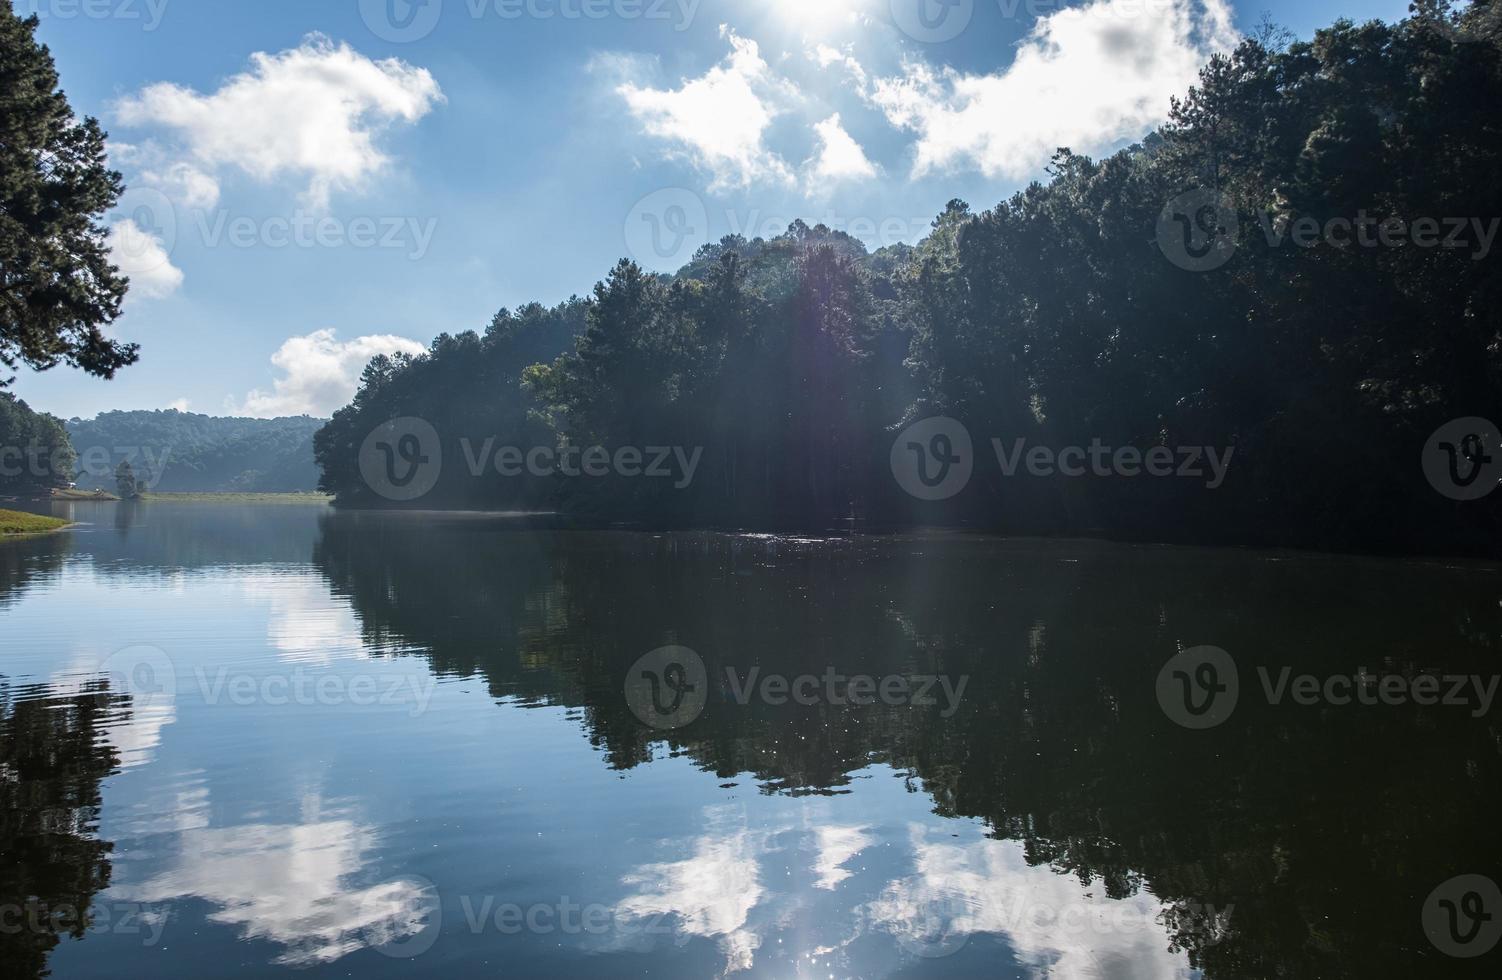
[0,6,135,387]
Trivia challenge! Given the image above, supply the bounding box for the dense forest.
[0,391,73,496]
[316,3,1502,556]
[66,411,325,493]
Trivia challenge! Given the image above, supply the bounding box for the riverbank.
[51,488,120,501]
[139,492,332,504]
[0,508,72,535]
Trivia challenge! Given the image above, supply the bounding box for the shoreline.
[139,492,332,503]
[0,508,76,537]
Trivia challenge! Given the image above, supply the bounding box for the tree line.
[315,4,1502,556]
[66,411,325,493]
[0,391,73,496]
[1,398,329,497]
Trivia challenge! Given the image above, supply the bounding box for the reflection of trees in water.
[2,502,333,613]
[0,537,64,610]
[0,678,128,978]
[112,499,141,533]
[3,502,331,593]
[75,502,329,575]
[315,518,1502,978]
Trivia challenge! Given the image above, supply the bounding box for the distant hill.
[66,411,326,492]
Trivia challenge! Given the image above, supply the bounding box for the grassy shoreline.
[0,508,73,535]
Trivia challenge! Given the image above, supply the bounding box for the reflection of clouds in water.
[864,824,1195,979]
[617,807,770,974]
[616,806,1192,978]
[117,770,212,836]
[237,571,365,665]
[49,652,176,771]
[100,697,176,771]
[813,824,873,890]
[99,698,175,771]
[121,806,429,966]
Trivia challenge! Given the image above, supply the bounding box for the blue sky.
[12,0,1410,420]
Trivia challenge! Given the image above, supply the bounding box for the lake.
[2,501,1499,977]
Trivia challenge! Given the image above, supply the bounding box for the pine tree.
[115,460,137,499]
[0,6,136,386]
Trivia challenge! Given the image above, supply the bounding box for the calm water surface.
[2,501,1499,978]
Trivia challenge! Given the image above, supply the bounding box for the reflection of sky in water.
[608,803,1193,977]
[117,798,431,966]
[617,807,772,973]
[48,653,177,772]
[0,516,1227,978]
[8,560,1198,979]
[865,827,1195,979]
[236,571,367,666]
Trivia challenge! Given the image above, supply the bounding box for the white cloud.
[167,398,191,412]
[111,143,221,209]
[148,162,221,210]
[806,113,878,183]
[231,329,426,419]
[871,0,1239,179]
[810,42,867,87]
[107,218,185,300]
[116,35,443,208]
[618,27,796,188]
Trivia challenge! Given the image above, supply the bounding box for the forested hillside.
[0,392,74,496]
[67,411,325,492]
[315,5,1502,556]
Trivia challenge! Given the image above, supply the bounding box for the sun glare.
[768,0,872,35]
